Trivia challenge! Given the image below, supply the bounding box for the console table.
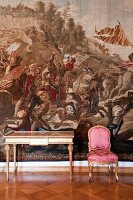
[3,130,74,181]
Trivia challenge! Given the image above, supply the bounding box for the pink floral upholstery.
[88,149,118,163]
[89,126,110,150]
[88,125,118,181]
[88,125,118,163]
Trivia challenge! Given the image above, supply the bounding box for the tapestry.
[0,0,133,161]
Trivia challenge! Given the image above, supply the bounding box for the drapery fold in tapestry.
[0,0,133,161]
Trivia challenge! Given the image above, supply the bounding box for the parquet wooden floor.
[0,172,132,200]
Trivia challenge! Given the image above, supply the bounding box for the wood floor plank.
[0,173,132,200]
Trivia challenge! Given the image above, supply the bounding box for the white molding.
[0,161,133,173]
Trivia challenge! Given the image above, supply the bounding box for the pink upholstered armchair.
[88,125,118,181]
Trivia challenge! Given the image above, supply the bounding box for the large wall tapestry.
[0,0,133,161]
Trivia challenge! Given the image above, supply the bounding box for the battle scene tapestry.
[0,0,133,162]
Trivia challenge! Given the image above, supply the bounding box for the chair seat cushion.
[88,149,118,163]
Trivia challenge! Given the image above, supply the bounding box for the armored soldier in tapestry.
[0,0,132,161]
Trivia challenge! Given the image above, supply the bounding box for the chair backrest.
[88,125,111,151]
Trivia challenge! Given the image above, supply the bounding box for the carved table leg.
[14,144,17,173]
[5,144,10,181]
[68,144,73,180]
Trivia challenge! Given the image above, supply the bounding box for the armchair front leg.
[88,161,93,181]
[115,161,119,182]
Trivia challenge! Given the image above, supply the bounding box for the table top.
[3,130,74,138]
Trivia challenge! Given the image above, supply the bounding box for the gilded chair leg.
[108,164,111,182]
[115,161,118,182]
[88,162,92,181]
[108,164,111,174]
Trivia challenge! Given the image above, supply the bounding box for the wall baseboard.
[0,161,133,173]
